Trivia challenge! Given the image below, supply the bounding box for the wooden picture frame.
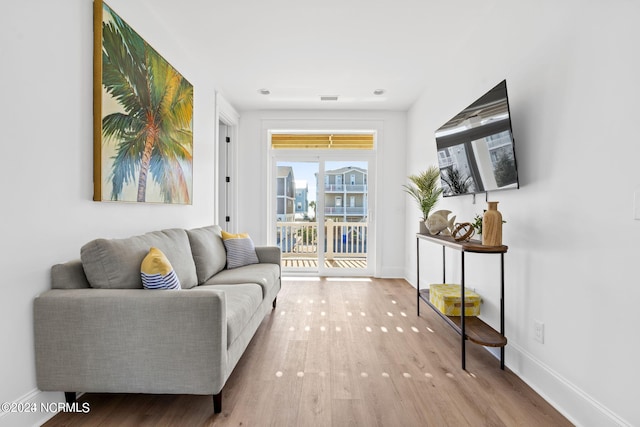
[93,0,193,204]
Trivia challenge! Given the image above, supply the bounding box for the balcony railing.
[324,184,367,192]
[324,207,367,215]
[276,220,367,260]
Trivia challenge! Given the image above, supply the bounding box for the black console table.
[416,233,507,370]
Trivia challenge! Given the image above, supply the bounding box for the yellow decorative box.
[429,284,481,316]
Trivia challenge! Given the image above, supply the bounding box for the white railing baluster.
[276,220,367,262]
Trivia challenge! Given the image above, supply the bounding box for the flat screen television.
[435,80,519,197]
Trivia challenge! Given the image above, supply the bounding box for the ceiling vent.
[320,95,339,101]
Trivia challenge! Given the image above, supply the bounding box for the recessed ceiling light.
[258,88,271,95]
[373,89,386,96]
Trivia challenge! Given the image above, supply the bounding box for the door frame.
[216,93,239,233]
[268,139,377,277]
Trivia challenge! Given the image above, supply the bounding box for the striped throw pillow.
[140,247,182,290]
[221,231,259,269]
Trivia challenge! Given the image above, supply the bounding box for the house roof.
[325,166,367,175]
[277,166,294,178]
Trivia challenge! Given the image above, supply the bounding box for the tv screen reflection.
[435,80,519,197]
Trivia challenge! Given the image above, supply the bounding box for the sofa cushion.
[140,247,181,290]
[201,284,262,348]
[221,231,259,269]
[203,263,280,298]
[186,225,227,284]
[81,229,197,289]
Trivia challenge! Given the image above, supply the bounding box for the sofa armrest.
[254,246,281,267]
[34,288,228,395]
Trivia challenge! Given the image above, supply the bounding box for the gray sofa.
[33,225,281,414]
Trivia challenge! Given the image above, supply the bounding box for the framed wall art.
[93,0,193,204]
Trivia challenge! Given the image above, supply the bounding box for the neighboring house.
[320,166,367,222]
[276,166,295,222]
[294,180,309,219]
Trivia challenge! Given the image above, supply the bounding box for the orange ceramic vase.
[482,201,502,246]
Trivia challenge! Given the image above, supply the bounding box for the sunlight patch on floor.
[272,370,462,382]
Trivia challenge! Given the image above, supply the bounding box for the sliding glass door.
[272,156,373,276]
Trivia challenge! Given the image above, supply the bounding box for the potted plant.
[403,166,443,233]
[471,212,506,242]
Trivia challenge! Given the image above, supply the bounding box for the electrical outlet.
[534,320,544,343]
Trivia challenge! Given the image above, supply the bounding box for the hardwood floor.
[43,277,571,427]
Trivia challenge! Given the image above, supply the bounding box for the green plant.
[471,213,506,234]
[471,214,483,234]
[403,166,443,220]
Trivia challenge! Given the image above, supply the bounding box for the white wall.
[405,2,639,426]
[0,1,219,425]
[237,110,407,277]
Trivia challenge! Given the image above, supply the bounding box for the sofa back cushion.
[186,225,227,284]
[81,228,197,289]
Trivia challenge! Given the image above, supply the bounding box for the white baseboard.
[376,267,405,278]
[0,389,63,427]
[505,343,631,427]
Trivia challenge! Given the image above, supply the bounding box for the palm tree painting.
[94,1,193,204]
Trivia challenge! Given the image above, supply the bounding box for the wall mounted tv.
[435,80,519,197]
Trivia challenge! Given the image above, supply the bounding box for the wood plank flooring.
[43,277,572,427]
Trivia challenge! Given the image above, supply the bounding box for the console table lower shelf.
[419,289,507,348]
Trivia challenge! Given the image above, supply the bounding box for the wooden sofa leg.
[272,297,277,309]
[64,392,76,404]
[213,393,222,414]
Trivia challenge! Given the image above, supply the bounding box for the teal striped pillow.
[221,231,259,269]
